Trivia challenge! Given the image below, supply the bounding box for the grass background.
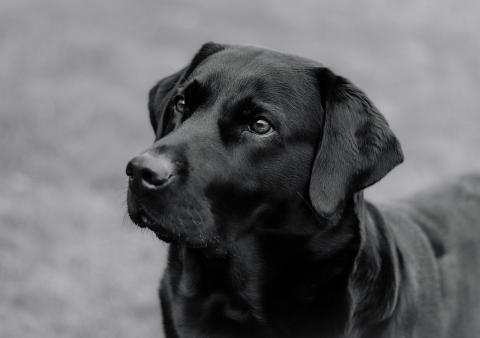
[1,0,479,337]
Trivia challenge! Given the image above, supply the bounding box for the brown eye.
[173,95,186,113]
[249,117,273,135]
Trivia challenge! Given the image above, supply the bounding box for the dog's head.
[126,43,403,248]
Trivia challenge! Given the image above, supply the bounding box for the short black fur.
[127,43,480,338]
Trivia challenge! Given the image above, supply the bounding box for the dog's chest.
[167,289,269,338]
[163,246,269,337]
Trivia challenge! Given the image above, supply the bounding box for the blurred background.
[1,0,479,337]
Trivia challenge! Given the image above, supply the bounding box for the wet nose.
[126,153,175,189]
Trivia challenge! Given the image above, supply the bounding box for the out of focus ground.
[1,0,479,337]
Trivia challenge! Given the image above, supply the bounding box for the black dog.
[126,43,480,337]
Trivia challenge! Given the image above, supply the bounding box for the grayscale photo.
[1,1,480,337]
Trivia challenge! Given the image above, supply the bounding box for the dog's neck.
[163,194,404,337]
[345,197,406,337]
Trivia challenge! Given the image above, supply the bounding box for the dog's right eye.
[173,95,186,113]
[248,117,273,135]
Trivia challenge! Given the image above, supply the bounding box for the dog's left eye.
[173,95,186,113]
[249,117,273,135]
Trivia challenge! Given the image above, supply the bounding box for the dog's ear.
[309,67,403,220]
[148,68,184,134]
[148,42,227,136]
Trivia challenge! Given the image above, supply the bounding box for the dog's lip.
[152,227,175,242]
[129,208,174,242]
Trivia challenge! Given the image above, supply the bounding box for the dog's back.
[379,174,480,337]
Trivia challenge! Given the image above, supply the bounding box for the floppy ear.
[148,42,227,136]
[309,67,403,220]
[148,68,184,134]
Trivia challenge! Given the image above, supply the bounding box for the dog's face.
[126,43,403,249]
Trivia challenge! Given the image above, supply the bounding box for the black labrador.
[126,43,480,338]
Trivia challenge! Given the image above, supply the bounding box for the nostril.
[141,168,173,187]
[126,161,134,178]
[127,153,175,188]
[140,168,163,186]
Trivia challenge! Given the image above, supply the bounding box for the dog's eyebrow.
[224,95,286,131]
[177,79,210,109]
[231,96,258,115]
[177,78,200,95]
[233,96,284,117]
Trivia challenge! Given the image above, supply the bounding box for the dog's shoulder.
[411,173,480,208]
[365,175,480,336]
[373,173,480,260]
[407,173,480,236]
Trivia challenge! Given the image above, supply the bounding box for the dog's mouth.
[129,207,174,242]
[126,189,219,249]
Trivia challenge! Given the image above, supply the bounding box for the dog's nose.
[126,153,175,188]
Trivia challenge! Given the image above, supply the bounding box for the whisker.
[122,210,131,226]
